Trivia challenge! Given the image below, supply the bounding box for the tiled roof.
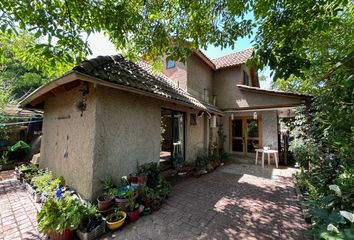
[211,48,254,69]
[73,55,221,113]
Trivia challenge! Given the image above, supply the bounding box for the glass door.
[231,117,261,155]
[231,119,244,153]
[246,119,260,154]
[160,109,185,169]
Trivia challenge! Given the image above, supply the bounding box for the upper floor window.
[166,59,175,69]
[243,70,250,86]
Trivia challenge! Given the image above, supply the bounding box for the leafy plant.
[106,211,125,223]
[138,162,170,199]
[125,190,139,212]
[37,196,86,234]
[31,170,53,193]
[78,203,102,233]
[0,151,8,165]
[100,177,115,193]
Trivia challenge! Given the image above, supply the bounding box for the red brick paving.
[0,176,43,240]
[101,164,311,239]
[1,164,311,240]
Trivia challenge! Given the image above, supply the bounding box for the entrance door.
[231,117,261,155]
[160,109,185,169]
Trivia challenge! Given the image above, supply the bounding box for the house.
[20,49,311,199]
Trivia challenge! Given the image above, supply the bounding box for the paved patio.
[101,164,310,240]
[0,173,43,240]
[0,164,310,240]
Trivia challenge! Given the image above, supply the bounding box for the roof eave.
[237,85,313,100]
[20,70,223,115]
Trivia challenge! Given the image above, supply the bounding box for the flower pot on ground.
[105,211,126,231]
[141,186,155,208]
[49,229,74,240]
[97,194,113,211]
[114,186,138,208]
[129,175,138,184]
[125,190,140,222]
[77,204,105,240]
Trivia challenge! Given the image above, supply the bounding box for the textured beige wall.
[261,111,278,150]
[213,68,242,109]
[187,113,205,161]
[163,60,188,91]
[91,86,161,197]
[187,55,213,102]
[40,84,96,199]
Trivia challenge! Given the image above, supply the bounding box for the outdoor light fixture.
[253,112,258,120]
[76,84,89,117]
[231,113,234,120]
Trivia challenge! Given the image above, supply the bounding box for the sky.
[87,32,272,89]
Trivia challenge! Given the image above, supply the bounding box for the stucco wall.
[92,86,161,197]
[187,114,205,161]
[163,60,188,91]
[187,55,213,103]
[40,84,96,199]
[213,68,242,109]
[261,111,278,150]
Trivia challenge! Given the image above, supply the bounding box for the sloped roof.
[211,48,254,69]
[238,85,312,99]
[72,55,222,113]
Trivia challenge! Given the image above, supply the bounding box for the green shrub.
[37,196,86,234]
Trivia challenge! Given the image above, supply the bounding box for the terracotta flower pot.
[126,209,140,222]
[49,229,74,240]
[130,175,138,183]
[97,194,113,211]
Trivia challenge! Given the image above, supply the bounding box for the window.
[243,70,250,86]
[166,59,175,69]
[190,113,197,126]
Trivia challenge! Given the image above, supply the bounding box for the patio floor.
[0,164,310,240]
[0,172,43,240]
[101,163,310,240]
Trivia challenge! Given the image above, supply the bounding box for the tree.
[0,0,254,68]
[0,31,69,108]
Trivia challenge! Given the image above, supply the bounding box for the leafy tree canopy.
[1,0,351,81]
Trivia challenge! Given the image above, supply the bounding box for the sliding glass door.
[160,109,185,169]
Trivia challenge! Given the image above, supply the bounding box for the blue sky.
[87,32,272,88]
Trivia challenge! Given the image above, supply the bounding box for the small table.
[255,149,278,168]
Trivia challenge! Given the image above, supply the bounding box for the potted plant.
[77,203,105,240]
[141,186,155,208]
[97,177,115,211]
[114,185,138,208]
[105,211,126,231]
[37,196,85,240]
[31,170,53,203]
[97,194,113,211]
[125,189,140,222]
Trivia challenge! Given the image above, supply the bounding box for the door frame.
[229,115,263,156]
[160,108,186,168]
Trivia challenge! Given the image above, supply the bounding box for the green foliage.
[31,170,53,193]
[138,162,170,199]
[0,151,8,165]
[37,196,86,234]
[0,0,254,67]
[0,31,70,108]
[125,189,139,212]
[78,203,102,233]
[100,176,115,193]
[106,211,125,223]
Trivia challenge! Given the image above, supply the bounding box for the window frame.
[166,59,176,69]
[243,70,250,86]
